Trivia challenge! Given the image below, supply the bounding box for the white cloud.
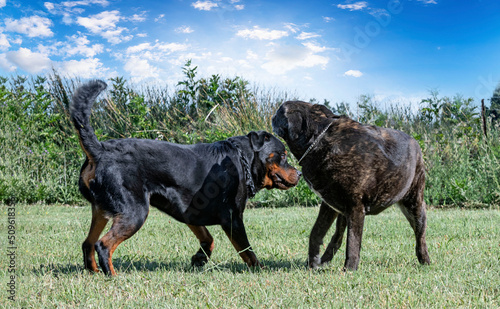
[192,1,218,11]
[63,33,104,57]
[44,2,55,11]
[77,10,120,33]
[33,35,101,59]
[284,23,299,34]
[175,26,194,34]
[369,8,390,18]
[234,4,244,10]
[0,33,10,50]
[344,69,363,77]
[302,42,328,53]
[246,50,258,60]
[124,56,159,80]
[296,32,321,40]
[0,54,16,72]
[122,41,189,77]
[61,0,110,8]
[36,42,61,57]
[169,51,213,67]
[261,43,329,75]
[0,0,6,8]
[45,1,110,24]
[126,42,152,54]
[157,43,189,53]
[6,48,51,73]
[9,36,22,46]
[337,1,368,11]
[417,0,437,4]
[57,57,107,78]
[102,28,132,44]
[128,12,147,22]
[323,16,335,23]
[154,14,165,22]
[61,13,74,25]
[5,16,54,38]
[76,10,131,44]
[126,42,189,55]
[236,26,289,40]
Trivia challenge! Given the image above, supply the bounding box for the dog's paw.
[191,252,209,267]
[308,255,322,269]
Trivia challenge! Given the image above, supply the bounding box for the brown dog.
[272,101,430,270]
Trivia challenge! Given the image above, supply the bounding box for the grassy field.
[1,204,499,308]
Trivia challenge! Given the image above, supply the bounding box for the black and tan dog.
[272,101,430,271]
[70,80,300,275]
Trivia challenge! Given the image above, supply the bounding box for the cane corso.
[71,80,300,275]
[272,101,430,270]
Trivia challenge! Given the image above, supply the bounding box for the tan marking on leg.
[83,208,109,272]
[188,225,215,252]
[98,212,148,276]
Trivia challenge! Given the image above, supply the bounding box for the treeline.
[1,62,500,208]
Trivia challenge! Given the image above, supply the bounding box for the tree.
[488,82,500,123]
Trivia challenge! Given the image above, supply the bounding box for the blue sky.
[1,0,500,106]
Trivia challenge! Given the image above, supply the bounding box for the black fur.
[72,80,300,275]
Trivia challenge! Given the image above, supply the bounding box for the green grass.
[1,204,499,308]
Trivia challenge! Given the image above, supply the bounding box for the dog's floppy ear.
[248,131,271,152]
[311,104,334,118]
[287,111,303,141]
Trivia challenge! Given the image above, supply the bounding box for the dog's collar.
[297,121,334,165]
[230,141,257,198]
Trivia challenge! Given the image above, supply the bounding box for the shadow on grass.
[31,257,308,276]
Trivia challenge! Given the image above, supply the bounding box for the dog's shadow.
[32,257,308,277]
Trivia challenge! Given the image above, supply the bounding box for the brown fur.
[272,101,430,270]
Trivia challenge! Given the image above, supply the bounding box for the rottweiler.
[272,101,430,271]
[70,80,300,275]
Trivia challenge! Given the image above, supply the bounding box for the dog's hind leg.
[398,165,430,266]
[188,225,214,267]
[398,200,430,265]
[95,204,149,276]
[398,194,430,265]
[321,214,347,265]
[308,202,338,269]
[82,206,109,273]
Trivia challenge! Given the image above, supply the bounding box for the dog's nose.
[297,170,302,178]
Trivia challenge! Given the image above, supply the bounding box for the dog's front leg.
[308,202,338,269]
[188,225,215,267]
[344,206,365,271]
[221,217,260,267]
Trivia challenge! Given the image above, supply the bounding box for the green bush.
[1,62,500,208]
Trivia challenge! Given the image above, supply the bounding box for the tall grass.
[1,62,500,207]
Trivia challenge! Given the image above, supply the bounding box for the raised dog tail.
[70,80,107,161]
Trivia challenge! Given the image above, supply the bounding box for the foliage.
[487,82,500,123]
[1,62,500,208]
